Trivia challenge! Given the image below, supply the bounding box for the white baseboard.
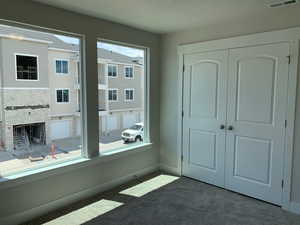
[290,202,300,215]
[160,164,181,176]
[1,164,159,225]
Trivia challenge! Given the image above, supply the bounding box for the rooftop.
[0,24,142,65]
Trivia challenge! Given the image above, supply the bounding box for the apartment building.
[0,25,143,152]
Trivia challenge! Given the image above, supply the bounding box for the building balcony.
[74,83,107,90]
[98,108,108,116]
[98,84,108,90]
[74,109,108,117]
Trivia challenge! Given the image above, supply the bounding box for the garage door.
[123,113,137,129]
[107,115,118,131]
[51,120,71,140]
[76,119,81,136]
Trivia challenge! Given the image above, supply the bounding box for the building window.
[98,41,147,154]
[56,89,70,103]
[107,64,117,77]
[108,89,118,101]
[124,66,133,78]
[56,60,69,74]
[124,89,134,101]
[16,54,38,80]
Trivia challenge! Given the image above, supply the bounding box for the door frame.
[177,27,300,211]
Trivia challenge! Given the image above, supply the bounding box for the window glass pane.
[108,89,118,101]
[63,90,69,102]
[125,89,134,101]
[0,24,83,177]
[108,65,116,77]
[125,67,133,78]
[56,60,61,73]
[57,90,63,102]
[130,90,133,99]
[97,41,145,154]
[16,55,38,80]
[62,61,68,73]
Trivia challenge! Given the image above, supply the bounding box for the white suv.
[121,123,144,143]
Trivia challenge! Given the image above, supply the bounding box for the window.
[56,60,69,74]
[16,54,38,80]
[124,66,133,78]
[124,89,134,101]
[98,41,146,154]
[107,64,117,77]
[0,23,83,178]
[56,89,70,103]
[108,89,118,101]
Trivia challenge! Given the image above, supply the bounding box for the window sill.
[0,142,152,190]
[100,142,153,161]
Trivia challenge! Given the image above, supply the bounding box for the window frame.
[55,59,70,75]
[124,88,135,102]
[108,88,118,102]
[107,64,118,78]
[98,39,151,148]
[55,88,71,104]
[0,19,153,184]
[0,20,94,183]
[124,65,134,79]
[15,53,39,81]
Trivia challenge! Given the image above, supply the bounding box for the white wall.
[0,0,160,224]
[160,12,300,204]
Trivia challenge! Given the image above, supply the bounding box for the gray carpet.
[28,174,300,225]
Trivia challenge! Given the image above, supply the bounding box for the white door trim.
[177,27,300,211]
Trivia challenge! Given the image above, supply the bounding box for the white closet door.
[182,50,228,188]
[225,43,290,205]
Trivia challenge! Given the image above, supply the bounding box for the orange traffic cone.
[0,141,4,150]
[50,144,57,159]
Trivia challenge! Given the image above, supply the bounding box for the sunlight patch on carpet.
[119,174,179,197]
[44,199,123,225]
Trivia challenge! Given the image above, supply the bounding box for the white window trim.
[124,88,135,102]
[54,58,70,75]
[108,88,118,102]
[0,20,150,183]
[107,64,118,78]
[124,65,134,79]
[55,88,71,104]
[15,53,39,81]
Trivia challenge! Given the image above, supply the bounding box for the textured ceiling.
[32,0,300,33]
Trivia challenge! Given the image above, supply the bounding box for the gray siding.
[108,64,143,111]
[48,49,79,116]
[97,63,106,84]
[98,90,106,111]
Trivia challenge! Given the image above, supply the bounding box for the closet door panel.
[225,43,289,205]
[182,50,228,187]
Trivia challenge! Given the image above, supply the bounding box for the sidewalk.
[0,131,133,177]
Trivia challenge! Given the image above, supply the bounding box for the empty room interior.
[1,0,300,224]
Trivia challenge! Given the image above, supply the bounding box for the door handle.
[220,124,225,130]
[228,126,234,131]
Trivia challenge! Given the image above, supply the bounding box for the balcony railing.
[74,83,107,90]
